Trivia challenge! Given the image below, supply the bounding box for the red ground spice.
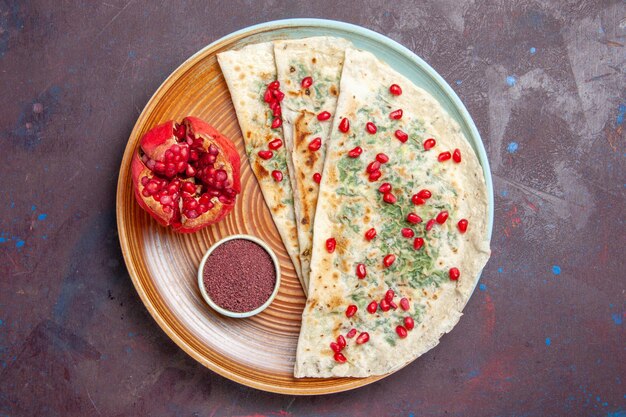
[202,239,276,313]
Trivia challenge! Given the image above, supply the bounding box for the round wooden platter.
[116,19,493,395]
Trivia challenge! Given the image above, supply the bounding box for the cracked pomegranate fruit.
[131,116,241,233]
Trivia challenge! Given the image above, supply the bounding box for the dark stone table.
[1,1,624,416]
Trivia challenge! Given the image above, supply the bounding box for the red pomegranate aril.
[396,325,408,338]
[348,146,362,158]
[263,89,273,103]
[185,165,196,177]
[337,335,346,349]
[379,299,391,312]
[376,153,389,164]
[268,138,283,150]
[346,304,358,318]
[364,228,377,241]
[326,237,336,253]
[389,84,402,95]
[411,195,426,205]
[174,124,186,139]
[404,317,415,330]
[258,150,273,160]
[317,111,331,121]
[407,212,422,224]
[394,129,408,143]
[385,289,395,303]
[438,151,451,162]
[389,300,398,309]
[367,301,378,314]
[366,161,381,173]
[400,297,410,311]
[346,328,357,339]
[449,267,460,281]
[383,193,397,204]
[413,237,424,250]
[313,172,322,184]
[356,263,367,279]
[453,148,462,163]
[339,117,350,133]
[389,109,403,120]
[426,219,436,231]
[273,90,285,102]
[301,76,313,88]
[271,117,282,129]
[268,80,280,90]
[366,122,377,134]
[423,138,436,150]
[356,332,370,344]
[436,210,449,224]
[378,183,391,193]
[272,106,282,117]
[330,342,341,353]
[401,228,415,238]
[334,352,347,363]
[417,189,432,199]
[368,170,382,182]
[458,218,468,233]
[309,137,322,151]
[271,170,283,182]
[383,254,396,268]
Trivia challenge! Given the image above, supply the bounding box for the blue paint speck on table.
[507,142,519,153]
[617,103,626,125]
[0,237,6,243]
[479,283,487,291]
[501,190,508,197]
[506,75,517,86]
[552,265,561,275]
[545,337,552,346]
[530,47,536,54]
[15,240,24,248]
[498,267,504,273]
[37,213,47,221]
[612,313,623,325]
[30,205,36,211]
[455,80,462,85]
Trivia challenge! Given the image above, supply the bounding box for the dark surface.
[1,1,624,416]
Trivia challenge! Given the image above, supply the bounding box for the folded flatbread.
[274,37,351,293]
[295,48,491,377]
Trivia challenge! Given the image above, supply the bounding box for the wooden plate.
[116,19,494,395]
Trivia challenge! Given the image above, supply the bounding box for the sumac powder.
[203,239,276,313]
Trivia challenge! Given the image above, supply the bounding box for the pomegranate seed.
[346,305,358,318]
[301,76,313,88]
[396,325,408,338]
[449,267,460,281]
[401,228,415,238]
[404,317,415,330]
[263,89,273,103]
[339,117,350,133]
[389,109,403,120]
[271,170,283,182]
[368,170,382,182]
[378,182,391,193]
[313,172,322,184]
[425,219,436,231]
[273,106,282,117]
[400,298,410,311]
[356,332,370,344]
[394,129,408,143]
[346,328,357,339]
[389,84,402,95]
[334,352,347,363]
[326,237,336,253]
[383,254,396,268]
[268,80,280,90]
[458,218,468,233]
[258,150,273,160]
[309,137,322,151]
[407,213,422,224]
[366,161,381,173]
[317,111,331,121]
[383,193,396,204]
[356,263,367,279]
[379,299,391,312]
[413,237,424,250]
[453,148,462,163]
[268,138,283,150]
[271,117,282,129]
[417,189,432,199]
[174,124,186,139]
[274,90,285,102]
[411,195,426,205]
[366,122,377,134]
[330,342,341,353]
[385,289,395,303]
[348,146,362,158]
[364,228,377,241]
[389,301,398,310]
[436,210,449,224]
[337,335,346,349]
[423,138,436,150]
[438,151,451,162]
[376,153,389,164]
[367,301,378,314]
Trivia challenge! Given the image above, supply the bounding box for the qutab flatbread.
[295,48,490,377]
